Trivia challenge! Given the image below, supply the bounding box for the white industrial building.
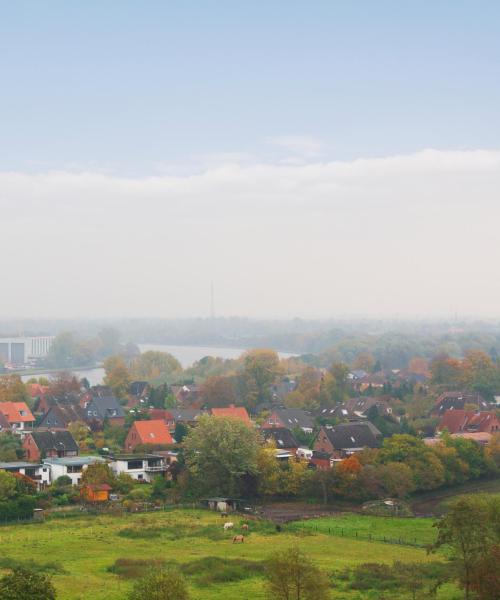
[0,336,54,364]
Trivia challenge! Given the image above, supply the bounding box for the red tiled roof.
[0,402,35,423]
[211,404,251,424]
[438,409,500,434]
[132,419,174,445]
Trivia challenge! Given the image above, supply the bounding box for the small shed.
[205,497,239,513]
[81,483,112,503]
[33,508,45,522]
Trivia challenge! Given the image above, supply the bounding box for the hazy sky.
[1,2,499,318]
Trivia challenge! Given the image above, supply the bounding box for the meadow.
[0,509,461,599]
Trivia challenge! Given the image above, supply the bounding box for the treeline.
[175,418,500,505]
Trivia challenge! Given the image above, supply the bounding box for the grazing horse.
[223,522,234,530]
[241,524,249,531]
[232,535,244,543]
[220,512,228,518]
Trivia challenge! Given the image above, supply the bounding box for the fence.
[0,502,202,527]
[290,523,428,548]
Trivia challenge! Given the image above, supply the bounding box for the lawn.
[0,509,459,599]
[287,512,438,546]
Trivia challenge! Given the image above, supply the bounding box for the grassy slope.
[0,509,458,600]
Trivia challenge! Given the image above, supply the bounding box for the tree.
[352,352,375,372]
[0,471,17,501]
[486,433,500,468]
[241,349,282,409]
[377,434,445,491]
[200,375,238,408]
[128,568,189,600]
[0,376,29,403]
[0,568,56,600]
[47,372,81,398]
[183,415,260,497]
[81,463,116,487]
[257,443,281,497]
[433,495,500,600]
[0,432,24,461]
[265,547,331,600]
[131,351,182,381]
[103,356,131,399]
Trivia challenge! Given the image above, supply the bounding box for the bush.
[128,567,189,600]
[108,558,167,579]
[0,567,57,600]
[181,557,264,586]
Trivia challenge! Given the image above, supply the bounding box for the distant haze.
[1,3,499,319]
[1,149,500,319]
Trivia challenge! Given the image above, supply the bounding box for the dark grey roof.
[271,408,314,430]
[317,397,391,420]
[30,430,79,454]
[321,422,381,450]
[39,404,85,428]
[86,396,125,420]
[171,409,204,422]
[434,392,489,416]
[262,427,299,449]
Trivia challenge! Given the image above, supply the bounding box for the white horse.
[223,522,234,530]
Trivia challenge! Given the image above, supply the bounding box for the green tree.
[0,568,56,600]
[0,471,17,501]
[433,495,500,599]
[183,415,260,496]
[0,376,29,403]
[81,463,116,487]
[131,351,182,381]
[103,356,131,399]
[265,547,331,600]
[128,568,189,600]
[0,432,24,461]
[241,349,282,409]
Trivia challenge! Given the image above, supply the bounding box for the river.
[21,344,296,386]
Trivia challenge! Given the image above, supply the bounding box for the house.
[211,404,251,425]
[309,450,333,470]
[81,483,111,502]
[43,456,106,486]
[124,420,174,452]
[261,427,299,454]
[313,422,382,459]
[170,384,201,406]
[0,402,35,433]
[111,453,168,482]
[38,404,86,430]
[129,381,149,397]
[262,408,314,433]
[316,397,393,422]
[437,409,500,435]
[351,373,387,393]
[432,392,489,417]
[148,409,176,431]
[170,408,205,426]
[83,395,125,427]
[0,461,51,488]
[0,411,10,432]
[23,430,79,461]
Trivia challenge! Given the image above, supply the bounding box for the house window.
[127,460,143,470]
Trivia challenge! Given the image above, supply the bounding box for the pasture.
[0,509,460,599]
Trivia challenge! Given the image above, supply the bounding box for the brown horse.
[232,535,244,543]
[241,524,249,531]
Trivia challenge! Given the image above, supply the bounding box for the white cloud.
[266,135,324,157]
[1,149,499,318]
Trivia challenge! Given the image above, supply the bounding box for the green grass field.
[288,512,438,546]
[0,509,460,599]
